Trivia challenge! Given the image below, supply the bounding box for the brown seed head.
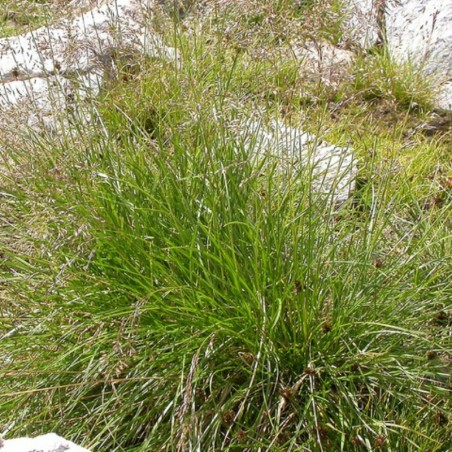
[239,352,255,365]
[374,434,386,448]
[322,320,333,333]
[279,387,294,400]
[222,409,235,426]
[432,311,449,326]
[236,429,246,441]
[294,280,303,295]
[350,436,363,446]
[433,411,448,426]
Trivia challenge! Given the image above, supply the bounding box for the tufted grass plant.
[0,2,451,451]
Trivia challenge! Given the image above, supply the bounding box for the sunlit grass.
[0,0,71,37]
[0,1,450,450]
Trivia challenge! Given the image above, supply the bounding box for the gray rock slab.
[0,0,171,81]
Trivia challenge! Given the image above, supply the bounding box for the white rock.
[346,0,452,110]
[293,40,355,86]
[0,0,175,132]
[386,0,452,109]
[436,82,452,111]
[386,0,452,74]
[0,0,171,81]
[242,119,357,203]
[0,433,90,452]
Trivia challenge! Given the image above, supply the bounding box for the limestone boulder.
[241,119,357,203]
[386,0,452,110]
[345,0,452,110]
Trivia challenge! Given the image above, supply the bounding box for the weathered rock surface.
[242,119,357,203]
[0,0,174,131]
[293,40,355,87]
[0,0,172,81]
[0,433,90,452]
[347,0,452,110]
[386,0,452,111]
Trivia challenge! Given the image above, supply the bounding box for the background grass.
[0,0,450,450]
[0,0,84,36]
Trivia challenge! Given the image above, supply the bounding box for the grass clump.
[0,2,451,451]
[353,50,436,111]
[2,124,450,449]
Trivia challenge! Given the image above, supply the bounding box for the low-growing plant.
[0,3,450,452]
[353,49,436,111]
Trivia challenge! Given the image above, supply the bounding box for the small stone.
[0,433,90,452]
